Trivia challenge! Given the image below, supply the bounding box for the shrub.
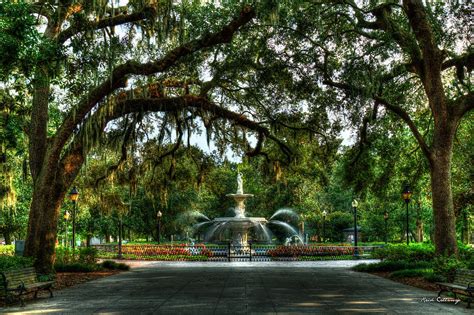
[54,262,98,272]
[0,256,34,270]
[389,269,432,279]
[101,260,130,271]
[433,255,466,282]
[79,247,98,264]
[389,268,444,283]
[458,244,474,269]
[55,246,78,264]
[372,244,434,262]
[423,272,445,283]
[0,245,14,256]
[352,260,432,272]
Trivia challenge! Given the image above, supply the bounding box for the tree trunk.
[24,174,67,274]
[430,128,458,256]
[415,219,423,242]
[4,231,11,245]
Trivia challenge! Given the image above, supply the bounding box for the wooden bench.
[437,269,474,308]
[0,267,54,306]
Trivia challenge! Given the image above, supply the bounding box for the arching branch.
[323,78,432,162]
[61,95,290,185]
[57,7,156,43]
[51,5,255,160]
[94,117,136,188]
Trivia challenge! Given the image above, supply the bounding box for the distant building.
[343,226,362,243]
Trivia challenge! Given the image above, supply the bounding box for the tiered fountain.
[195,173,300,245]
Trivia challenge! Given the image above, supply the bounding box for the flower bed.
[94,244,214,260]
[267,245,359,258]
[122,254,209,261]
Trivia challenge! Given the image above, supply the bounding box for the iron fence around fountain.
[92,244,383,261]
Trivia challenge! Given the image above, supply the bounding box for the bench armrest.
[468,281,474,291]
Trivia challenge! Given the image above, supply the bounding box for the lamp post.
[322,210,327,243]
[384,211,389,244]
[157,211,162,243]
[118,214,123,259]
[352,199,359,257]
[64,211,70,247]
[402,185,412,245]
[68,187,79,250]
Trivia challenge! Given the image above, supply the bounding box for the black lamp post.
[352,199,359,257]
[322,210,327,243]
[402,185,412,246]
[157,211,162,243]
[64,211,70,247]
[384,211,389,244]
[68,187,79,250]
[118,214,123,259]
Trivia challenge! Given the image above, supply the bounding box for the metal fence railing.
[92,244,382,262]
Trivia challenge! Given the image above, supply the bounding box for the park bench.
[436,269,474,308]
[0,267,54,306]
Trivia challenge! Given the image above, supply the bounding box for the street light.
[384,211,389,244]
[157,211,163,243]
[68,187,79,250]
[64,211,70,247]
[402,185,412,246]
[352,199,359,257]
[322,210,327,243]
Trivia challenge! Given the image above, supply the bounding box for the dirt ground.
[21,270,122,301]
[370,271,439,292]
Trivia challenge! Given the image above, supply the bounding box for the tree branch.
[57,7,156,43]
[374,95,432,161]
[451,91,474,119]
[323,77,432,161]
[442,51,474,71]
[52,6,255,160]
[65,95,290,173]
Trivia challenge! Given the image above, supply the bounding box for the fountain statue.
[237,172,243,194]
[190,173,302,247]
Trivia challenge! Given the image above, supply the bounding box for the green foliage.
[55,246,78,265]
[0,1,40,77]
[389,268,444,283]
[458,243,474,266]
[371,244,434,262]
[389,268,432,279]
[352,260,432,272]
[54,262,98,273]
[78,247,98,265]
[423,272,445,283]
[54,246,99,272]
[433,256,466,282]
[100,260,130,271]
[0,245,14,255]
[0,255,34,271]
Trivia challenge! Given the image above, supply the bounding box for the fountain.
[192,173,301,246]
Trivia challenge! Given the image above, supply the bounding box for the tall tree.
[270,0,472,255]
[13,1,285,273]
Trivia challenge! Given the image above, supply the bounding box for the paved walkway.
[2,260,471,314]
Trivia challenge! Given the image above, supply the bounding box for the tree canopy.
[0,0,471,272]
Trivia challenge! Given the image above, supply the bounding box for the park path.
[2,260,471,314]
